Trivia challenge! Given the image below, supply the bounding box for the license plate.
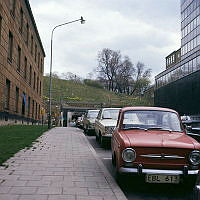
[146,174,180,184]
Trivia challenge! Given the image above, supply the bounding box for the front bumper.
[119,167,199,175]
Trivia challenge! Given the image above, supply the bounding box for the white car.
[95,108,121,147]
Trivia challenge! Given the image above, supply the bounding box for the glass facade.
[156,55,200,87]
[156,0,200,88]
[181,0,200,56]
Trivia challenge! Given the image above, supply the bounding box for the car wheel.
[193,185,200,200]
[85,126,88,135]
[100,135,106,148]
[113,155,123,182]
[187,176,197,188]
[112,153,116,166]
[181,176,197,189]
[98,132,102,144]
[83,125,86,133]
[95,133,99,142]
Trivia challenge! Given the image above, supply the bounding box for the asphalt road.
[83,130,195,200]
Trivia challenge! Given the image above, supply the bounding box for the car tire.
[194,185,200,200]
[112,153,116,166]
[85,127,88,135]
[83,125,86,133]
[99,134,102,145]
[100,135,106,148]
[113,155,123,183]
[95,134,99,142]
[181,176,197,189]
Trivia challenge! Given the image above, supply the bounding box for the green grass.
[43,76,153,107]
[0,125,48,166]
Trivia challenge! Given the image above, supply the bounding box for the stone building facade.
[0,0,45,125]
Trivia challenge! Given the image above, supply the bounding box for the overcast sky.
[29,0,181,82]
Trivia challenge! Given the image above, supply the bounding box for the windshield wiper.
[123,127,147,131]
[147,127,172,132]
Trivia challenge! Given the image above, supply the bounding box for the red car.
[111,107,200,185]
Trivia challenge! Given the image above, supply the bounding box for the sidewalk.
[0,127,128,200]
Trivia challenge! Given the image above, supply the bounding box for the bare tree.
[61,72,82,83]
[130,62,151,96]
[114,56,134,94]
[45,71,60,79]
[86,68,97,79]
[97,48,121,91]
[96,49,152,96]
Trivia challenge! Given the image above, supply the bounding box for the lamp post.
[48,16,85,129]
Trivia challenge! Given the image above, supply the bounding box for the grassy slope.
[0,125,48,165]
[43,76,153,106]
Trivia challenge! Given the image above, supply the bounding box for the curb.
[79,129,128,200]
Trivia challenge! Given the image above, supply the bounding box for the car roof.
[102,108,121,110]
[88,110,100,112]
[121,106,178,114]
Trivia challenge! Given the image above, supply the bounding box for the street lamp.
[48,16,85,129]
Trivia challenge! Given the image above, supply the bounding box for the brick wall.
[0,0,45,125]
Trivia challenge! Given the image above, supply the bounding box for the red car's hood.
[122,130,198,149]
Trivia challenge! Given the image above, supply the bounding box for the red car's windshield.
[122,110,182,132]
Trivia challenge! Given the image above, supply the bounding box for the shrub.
[84,79,103,89]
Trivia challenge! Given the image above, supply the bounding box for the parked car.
[111,106,200,186]
[181,115,200,142]
[83,109,99,135]
[95,108,121,147]
[75,116,84,128]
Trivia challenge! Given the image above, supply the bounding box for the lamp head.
[80,16,86,24]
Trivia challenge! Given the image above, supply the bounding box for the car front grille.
[140,154,185,160]
[132,147,190,167]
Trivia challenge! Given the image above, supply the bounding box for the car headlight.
[189,150,200,165]
[122,148,136,163]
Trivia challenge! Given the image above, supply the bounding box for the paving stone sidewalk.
[0,127,128,200]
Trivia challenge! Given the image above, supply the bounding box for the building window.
[32,100,34,118]
[26,23,29,45]
[17,46,21,71]
[19,8,23,33]
[5,79,10,110]
[35,44,37,62]
[8,31,13,62]
[24,57,27,79]
[35,102,38,120]
[38,52,40,68]
[0,16,2,44]
[29,65,32,85]
[10,0,16,16]
[40,58,43,73]
[28,96,31,117]
[33,71,36,89]
[15,87,19,112]
[38,104,40,120]
[22,92,26,115]
[31,35,33,54]
[39,81,41,96]
[37,77,39,93]
[189,60,193,73]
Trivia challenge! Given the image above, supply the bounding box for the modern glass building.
[154,0,200,116]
